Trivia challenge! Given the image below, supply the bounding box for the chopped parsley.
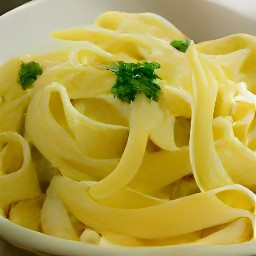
[171,39,191,53]
[17,61,43,89]
[109,61,161,103]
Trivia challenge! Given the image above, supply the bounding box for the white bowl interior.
[0,0,256,62]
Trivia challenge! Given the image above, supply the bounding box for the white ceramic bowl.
[0,0,256,255]
[1,0,256,63]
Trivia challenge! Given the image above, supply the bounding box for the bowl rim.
[1,215,256,256]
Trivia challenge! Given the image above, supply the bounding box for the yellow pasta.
[0,11,255,247]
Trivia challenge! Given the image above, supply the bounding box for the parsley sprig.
[109,61,161,103]
[171,39,191,53]
[17,61,43,90]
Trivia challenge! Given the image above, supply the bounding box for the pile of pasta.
[0,11,255,247]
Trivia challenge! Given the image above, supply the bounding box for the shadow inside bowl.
[128,0,256,42]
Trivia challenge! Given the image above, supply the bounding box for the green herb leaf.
[170,39,191,53]
[17,61,43,89]
[109,61,161,103]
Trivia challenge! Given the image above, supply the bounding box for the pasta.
[0,11,256,247]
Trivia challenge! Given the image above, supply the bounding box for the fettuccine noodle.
[0,11,255,247]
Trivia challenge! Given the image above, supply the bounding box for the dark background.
[0,0,32,15]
